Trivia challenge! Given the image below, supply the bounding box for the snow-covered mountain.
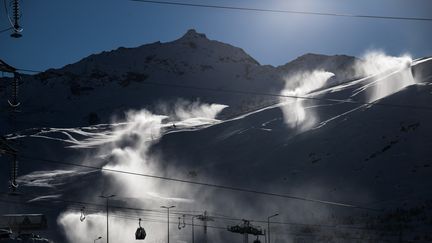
[0,29,359,131]
[0,30,432,243]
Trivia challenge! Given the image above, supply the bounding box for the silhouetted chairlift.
[135,218,146,240]
[178,215,186,230]
[80,207,86,222]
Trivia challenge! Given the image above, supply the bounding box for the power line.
[137,80,432,111]
[4,191,430,240]
[79,210,429,243]
[3,66,432,111]
[200,213,400,234]
[2,0,14,30]
[0,198,423,243]
[17,154,380,211]
[0,197,226,229]
[0,193,358,232]
[0,196,402,234]
[0,27,12,34]
[10,68,427,111]
[131,0,432,22]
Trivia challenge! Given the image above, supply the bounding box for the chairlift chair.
[80,207,86,222]
[135,218,146,240]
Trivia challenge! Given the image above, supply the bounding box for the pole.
[203,211,207,243]
[196,211,213,243]
[267,220,269,243]
[191,215,200,243]
[267,213,279,243]
[100,195,115,243]
[161,205,175,243]
[168,208,170,243]
[243,220,249,243]
[192,216,195,243]
[267,219,271,243]
[106,200,109,243]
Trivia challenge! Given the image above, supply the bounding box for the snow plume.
[155,98,228,121]
[280,70,335,130]
[63,99,227,149]
[355,51,412,77]
[18,170,92,188]
[353,50,415,102]
[57,100,227,243]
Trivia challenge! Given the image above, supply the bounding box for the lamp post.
[191,215,199,243]
[100,194,115,243]
[267,213,279,243]
[161,206,175,243]
[94,236,102,243]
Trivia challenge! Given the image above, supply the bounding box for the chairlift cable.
[3,68,432,111]
[131,0,432,22]
[0,195,413,234]
[0,27,12,33]
[16,154,380,211]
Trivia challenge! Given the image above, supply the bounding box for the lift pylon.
[197,211,213,243]
[228,220,264,243]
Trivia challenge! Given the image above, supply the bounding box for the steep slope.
[151,57,432,205]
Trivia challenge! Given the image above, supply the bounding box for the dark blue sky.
[1,0,431,71]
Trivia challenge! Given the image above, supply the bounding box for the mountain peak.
[180,29,207,40]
